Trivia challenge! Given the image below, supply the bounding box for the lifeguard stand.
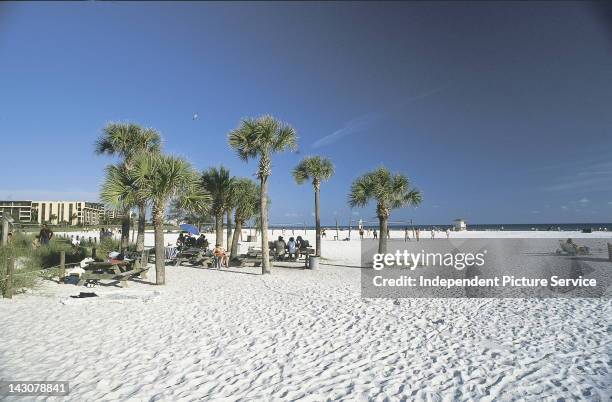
[453,218,467,231]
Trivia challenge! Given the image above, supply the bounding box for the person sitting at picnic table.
[275,236,287,260]
[176,232,185,248]
[213,243,228,268]
[186,233,198,247]
[287,237,297,260]
[196,234,208,249]
[39,224,53,246]
[295,236,304,258]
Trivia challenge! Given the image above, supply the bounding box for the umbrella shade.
[179,223,199,236]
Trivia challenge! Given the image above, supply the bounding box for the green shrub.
[1,233,90,295]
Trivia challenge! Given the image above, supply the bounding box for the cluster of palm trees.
[96,123,209,285]
[96,115,422,284]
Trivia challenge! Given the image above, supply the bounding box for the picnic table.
[173,247,213,267]
[77,251,150,288]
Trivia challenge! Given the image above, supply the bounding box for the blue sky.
[1,2,611,225]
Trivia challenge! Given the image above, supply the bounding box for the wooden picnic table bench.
[77,251,150,288]
[173,247,213,267]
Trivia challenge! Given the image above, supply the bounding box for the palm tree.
[348,166,422,254]
[100,164,143,247]
[293,156,334,257]
[131,153,206,285]
[95,122,161,252]
[228,115,298,274]
[229,178,260,260]
[201,166,234,249]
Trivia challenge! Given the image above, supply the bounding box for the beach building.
[0,201,34,223]
[0,200,104,226]
[453,218,467,231]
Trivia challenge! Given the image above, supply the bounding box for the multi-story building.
[0,201,34,223]
[0,200,104,226]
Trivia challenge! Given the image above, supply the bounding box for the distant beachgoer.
[275,236,287,260]
[415,229,420,242]
[296,236,304,258]
[186,234,196,247]
[287,237,297,260]
[213,244,228,268]
[176,233,185,248]
[373,230,378,239]
[322,229,326,238]
[359,228,364,240]
[446,229,450,239]
[404,227,410,242]
[431,229,435,240]
[387,228,390,239]
[39,224,53,246]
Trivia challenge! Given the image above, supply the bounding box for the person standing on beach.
[39,224,53,246]
[431,229,435,240]
[446,228,450,239]
[415,228,420,241]
[359,228,364,239]
[373,229,378,239]
[404,227,410,242]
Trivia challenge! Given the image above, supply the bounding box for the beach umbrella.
[179,223,199,235]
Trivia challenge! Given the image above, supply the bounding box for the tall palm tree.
[228,115,298,274]
[229,178,260,260]
[201,166,234,249]
[293,156,334,257]
[348,166,422,254]
[95,122,161,252]
[131,153,206,285]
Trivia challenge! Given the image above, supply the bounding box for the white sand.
[1,232,610,400]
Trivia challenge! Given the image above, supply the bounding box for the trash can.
[309,256,320,270]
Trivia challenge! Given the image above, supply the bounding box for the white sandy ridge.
[0,232,610,400]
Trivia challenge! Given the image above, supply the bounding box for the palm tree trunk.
[260,175,271,274]
[314,183,321,257]
[230,219,242,260]
[120,210,130,251]
[378,215,388,254]
[136,203,146,252]
[215,212,223,248]
[226,210,233,252]
[153,207,165,285]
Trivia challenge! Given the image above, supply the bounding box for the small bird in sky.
[192,113,199,120]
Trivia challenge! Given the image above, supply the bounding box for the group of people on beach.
[176,232,210,249]
[175,232,230,268]
[357,226,452,241]
[273,235,307,261]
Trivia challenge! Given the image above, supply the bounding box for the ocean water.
[269,223,612,232]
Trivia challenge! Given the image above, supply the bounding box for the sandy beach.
[0,231,610,401]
